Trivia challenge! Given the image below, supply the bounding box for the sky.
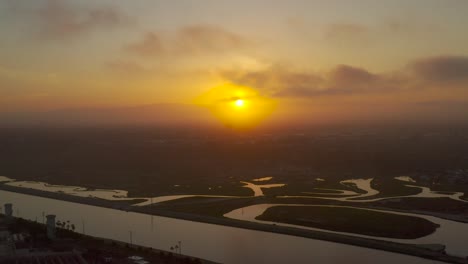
[1,0,468,128]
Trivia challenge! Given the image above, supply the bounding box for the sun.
[194,83,276,129]
[234,99,245,108]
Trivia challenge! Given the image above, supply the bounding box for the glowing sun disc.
[235,99,245,107]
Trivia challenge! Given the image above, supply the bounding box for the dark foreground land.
[1,215,214,264]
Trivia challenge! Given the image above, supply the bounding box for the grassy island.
[256,206,440,239]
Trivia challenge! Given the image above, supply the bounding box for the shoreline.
[0,184,466,264]
[0,215,219,264]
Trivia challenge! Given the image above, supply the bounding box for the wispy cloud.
[125,32,164,56]
[5,0,132,40]
[222,65,324,96]
[410,56,468,83]
[221,64,396,97]
[106,60,148,75]
[324,23,368,40]
[125,25,251,57]
[175,25,250,54]
[222,55,468,98]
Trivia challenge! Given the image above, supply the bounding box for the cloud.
[222,64,397,97]
[410,56,468,83]
[222,65,324,96]
[106,60,148,75]
[328,65,379,91]
[125,25,251,57]
[222,55,468,98]
[324,23,368,40]
[175,25,249,54]
[330,65,376,84]
[6,0,132,39]
[323,20,439,46]
[125,32,164,56]
[274,86,323,97]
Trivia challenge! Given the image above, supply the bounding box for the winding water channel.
[1,175,466,263]
[224,204,468,257]
[1,190,445,264]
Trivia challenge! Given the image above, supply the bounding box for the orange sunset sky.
[1,0,468,128]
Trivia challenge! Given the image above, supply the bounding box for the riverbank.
[1,215,217,264]
[1,184,466,264]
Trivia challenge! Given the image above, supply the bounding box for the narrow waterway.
[1,190,445,264]
[224,204,468,257]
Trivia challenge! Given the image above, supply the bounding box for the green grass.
[256,206,439,239]
[366,197,468,215]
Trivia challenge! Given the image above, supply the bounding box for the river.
[0,190,445,264]
[224,204,468,257]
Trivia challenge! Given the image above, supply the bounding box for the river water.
[1,190,445,264]
[224,204,468,257]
